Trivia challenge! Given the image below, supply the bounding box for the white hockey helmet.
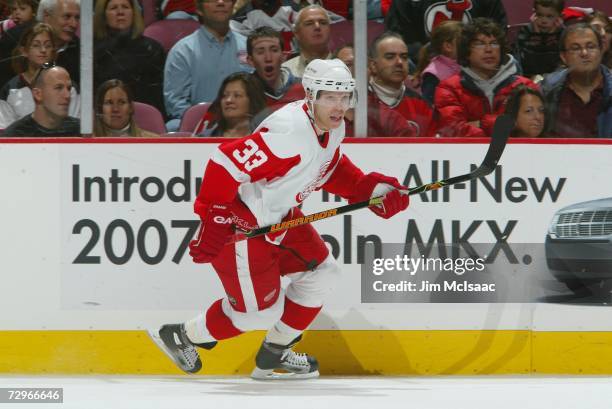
[302,59,357,109]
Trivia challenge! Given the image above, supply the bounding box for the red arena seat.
[179,102,211,133]
[133,101,167,134]
[143,19,201,53]
[328,20,386,52]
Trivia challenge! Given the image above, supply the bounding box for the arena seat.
[179,102,211,133]
[143,19,200,53]
[506,23,527,49]
[328,20,386,51]
[133,102,167,134]
[140,0,158,27]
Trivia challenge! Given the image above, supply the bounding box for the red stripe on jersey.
[205,299,243,340]
[319,154,366,200]
[194,160,240,218]
[280,296,322,331]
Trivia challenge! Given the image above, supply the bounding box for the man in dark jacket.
[385,0,507,58]
[541,23,612,138]
[3,65,80,137]
[435,18,537,138]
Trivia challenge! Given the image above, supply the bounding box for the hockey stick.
[230,115,514,243]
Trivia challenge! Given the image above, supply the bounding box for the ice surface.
[1,375,612,409]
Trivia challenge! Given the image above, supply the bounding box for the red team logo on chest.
[295,159,334,203]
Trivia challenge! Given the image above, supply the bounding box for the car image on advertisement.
[546,197,612,296]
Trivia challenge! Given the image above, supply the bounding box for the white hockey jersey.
[210,101,345,228]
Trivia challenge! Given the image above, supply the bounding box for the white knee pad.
[285,253,342,308]
[221,293,285,332]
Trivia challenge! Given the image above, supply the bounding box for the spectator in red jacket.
[435,18,538,138]
[344,93,420,137]
[331,43,407,136]
[368,31,434,137]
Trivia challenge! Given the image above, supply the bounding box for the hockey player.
[151,59,410,379]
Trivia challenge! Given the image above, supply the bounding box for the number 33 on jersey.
[232,139,268,172]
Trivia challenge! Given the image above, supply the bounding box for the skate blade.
[146,328,200,374]
[251,367,320,380]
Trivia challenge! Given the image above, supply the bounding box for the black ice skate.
[251,335,319,380]
[148,323,215,374]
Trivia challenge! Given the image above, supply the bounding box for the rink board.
[1,138,612,375]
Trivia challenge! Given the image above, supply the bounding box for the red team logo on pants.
[211,199,329,314]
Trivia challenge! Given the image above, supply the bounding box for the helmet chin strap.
[306,99,329,136]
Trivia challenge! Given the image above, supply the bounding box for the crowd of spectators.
[0,0,611,138]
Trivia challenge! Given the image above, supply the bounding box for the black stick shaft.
[230,115,513,243]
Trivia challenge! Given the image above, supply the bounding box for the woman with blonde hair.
[415,20,463,105]
[94,0,166,115]
[94,79,159,137]
[0,22,80,119]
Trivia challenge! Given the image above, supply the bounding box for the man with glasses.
[541,23,612,138]
[435,18,537,138]
[2,64,79,136]
[163,0,252,131]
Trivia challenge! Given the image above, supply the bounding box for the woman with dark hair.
[94,0,166,115]
[194,72,267,137]
[94,79,159,137]
[504,85,546,138]
[0,22,80,119]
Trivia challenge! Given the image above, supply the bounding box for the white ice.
[1,376,612,409]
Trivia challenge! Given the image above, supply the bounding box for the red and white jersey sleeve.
[209,101,346,227]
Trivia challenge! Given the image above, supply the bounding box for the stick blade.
[479,114,514,173]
